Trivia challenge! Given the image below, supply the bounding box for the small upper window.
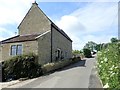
[11,44,22,56]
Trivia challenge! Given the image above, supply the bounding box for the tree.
[95,44,101,51]
[111,38,118,43]
[95,43,107,51]
[84,41,97,52]
[83,48,92,58]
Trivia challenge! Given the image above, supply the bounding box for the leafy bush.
[83,48,92,58]
[72,50,85,59]
[97,42,120,88]
[2,53,43,82]
[2,54,81,82]
[42,57,81,74]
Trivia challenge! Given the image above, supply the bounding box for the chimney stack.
[32,1,38,6]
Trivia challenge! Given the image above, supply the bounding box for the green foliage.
[97,42,120,88]
[110,38,118,43]
[84,38,118,52]
[83,48,92,58]
[72,50,84,58]
[84,41,97,51]
[72,50,80,54]
[95,44,101,51]
[42,57,81,74]
[2,53,43,82]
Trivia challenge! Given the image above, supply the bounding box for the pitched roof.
[1,34,40,44]
[18,2,72,42]
[18,2,51,29]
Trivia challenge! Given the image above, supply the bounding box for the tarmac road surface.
[7,57,103,88]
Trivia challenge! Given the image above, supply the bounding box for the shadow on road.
[43,59,87,76]
[57,59,86,72]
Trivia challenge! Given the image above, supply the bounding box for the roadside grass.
[97,42,120,89]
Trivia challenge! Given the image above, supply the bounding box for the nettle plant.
[97,42,120,89]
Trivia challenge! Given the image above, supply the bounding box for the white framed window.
[11,45,17,56]
[17,45,22,55]
[10,44,22,56]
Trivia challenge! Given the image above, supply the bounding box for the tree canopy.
[83,41,97,51]
[110,38,118,43]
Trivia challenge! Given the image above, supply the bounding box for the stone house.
[0,2,72,65]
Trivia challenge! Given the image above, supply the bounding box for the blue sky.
[0,0,118,50]
[38,2,89,20]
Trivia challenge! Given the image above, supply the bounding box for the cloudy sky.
[0,0,119,50]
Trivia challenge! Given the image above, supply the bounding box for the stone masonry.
[0,2,72,65]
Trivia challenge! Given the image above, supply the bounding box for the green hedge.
[2,53,43,82]
[97,42,120,88]
[2,53,81,82]
[83,48,92,58]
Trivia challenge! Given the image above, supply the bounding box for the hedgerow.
[2,53,43,82]
[2,53,81,82]
[97,42,120,89]
[83,48,92,58]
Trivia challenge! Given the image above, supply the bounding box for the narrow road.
[8,57,102,88]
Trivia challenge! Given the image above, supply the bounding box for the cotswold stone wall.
[52,27,72,61]
[1,41,38,62]
[18,4,51,35]
[0,3,72,65]
[0,45,2,62]
[37,31,51,65]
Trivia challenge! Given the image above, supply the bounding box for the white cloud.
[56,2,118,50]
[0,0,34,41]
[71,34,116,50]
[57,15,86,35]
[72,2,118,33]
[0,0,34,25]
[0,1,118,50]
[0,27,14,36]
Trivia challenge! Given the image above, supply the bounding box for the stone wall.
[0,3,72,65]
[37,31,51,65]
[0,41,38,62]
[52,27,72,61]
[18,3,51,35]
[0,45,2,62]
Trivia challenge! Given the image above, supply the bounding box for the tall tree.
[84,41,97,51]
